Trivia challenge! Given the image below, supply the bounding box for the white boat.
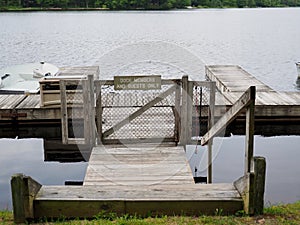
[0,62,59,94]
[296,62,300,78]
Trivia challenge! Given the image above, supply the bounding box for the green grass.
[1,201,299,224]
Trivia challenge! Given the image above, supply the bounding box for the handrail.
[201,86,256,146]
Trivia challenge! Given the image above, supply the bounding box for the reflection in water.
[0,139,87,210]
[296,78,300,90]
[187,135,300,205]
[0,136,299,210]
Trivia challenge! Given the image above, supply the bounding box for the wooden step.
[34,184,243,217]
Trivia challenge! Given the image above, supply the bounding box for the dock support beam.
[11,174,41,223]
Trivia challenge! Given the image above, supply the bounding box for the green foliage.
[1,0,300,9]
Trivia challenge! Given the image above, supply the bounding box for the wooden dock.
[1,65,300,146]
[37,144,243,217]
[12,144,244,221]
[5,63,300,222]
[206,65,300,116]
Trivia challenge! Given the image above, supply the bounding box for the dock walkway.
[31,144,243,218]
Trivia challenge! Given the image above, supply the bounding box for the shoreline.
[0,6,296,12]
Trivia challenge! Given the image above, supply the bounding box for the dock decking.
[206,65,300,115]
[27,144,243,218]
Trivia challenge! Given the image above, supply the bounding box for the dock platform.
[13,144,243,220]
[206,65,300,116]
[9,65,274,221]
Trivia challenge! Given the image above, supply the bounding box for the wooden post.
[11,174,42,223]
[88,75,96,147]
[207,82,216,183]
[187,81,193,143]
[95,80,103,144]
[174,80,181,144]
[180,75,188,147]
[82,75,95,147]
[253,156,266,215]
[245,86,256,174]
[60,80,68,144]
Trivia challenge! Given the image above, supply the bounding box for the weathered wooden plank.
[206,65,273,93]
[34,183,242,217]
[15,95,40,109]
[84,145,194,186]
[0,95,27,109]
[36,184,241,200]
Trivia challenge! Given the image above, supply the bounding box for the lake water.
[1,8,300,210]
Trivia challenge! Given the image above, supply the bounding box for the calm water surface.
[1,8,300,209]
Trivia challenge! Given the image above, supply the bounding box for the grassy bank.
[1,201,299,224]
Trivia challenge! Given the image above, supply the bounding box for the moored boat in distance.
[0,62,59,94]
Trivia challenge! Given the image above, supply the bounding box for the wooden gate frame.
[95,79,182,145]
[60,75,96,147]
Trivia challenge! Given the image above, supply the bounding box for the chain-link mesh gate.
[192,81,215,139]
[59,76,215,146]
[96,79,181,144]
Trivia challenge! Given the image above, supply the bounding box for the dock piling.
[11,174,41,223]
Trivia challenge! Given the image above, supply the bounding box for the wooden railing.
[201,86,266,215]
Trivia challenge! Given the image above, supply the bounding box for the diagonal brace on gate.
[102,84,177,138]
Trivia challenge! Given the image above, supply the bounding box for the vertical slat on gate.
[96,80,103,143]
[174,80,181,144]
[60,80,68,144]
[181,75,188,147]
[187,80,193,144]
[82,79,90,145]
[88,75,96,147]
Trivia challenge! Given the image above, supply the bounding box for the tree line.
[1,0,300,10]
